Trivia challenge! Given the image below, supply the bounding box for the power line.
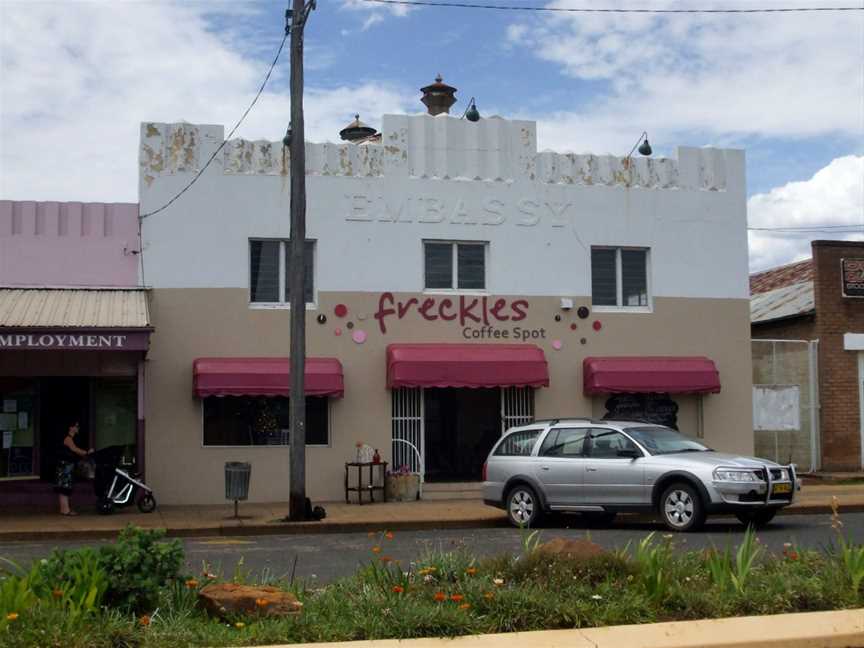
[139,32,289,221]
[360,0,864,13]
[748,225,864,232]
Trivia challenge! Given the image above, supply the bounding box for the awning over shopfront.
[0,288,152,351]
[583,356,721,395]
[192,358,344,398]
[386,343,549,389]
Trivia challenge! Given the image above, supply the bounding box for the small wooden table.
[345,461,388,504]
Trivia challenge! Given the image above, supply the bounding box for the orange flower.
[788,550,800,561]
[51,588,64,599]
[5,613,18,622]
[139,614,151,627]
[450,594,464,602]
[379,555,393,563]
[458,603,471,610]
[235,621,246,629]
[465,567,477,576]
[372,546,382,554]
[255,598,270,608]
[385,531,395,540]
[392,585,404,593]
[483,592,494,600]
[433,591,446,602]
[185,579,199,589]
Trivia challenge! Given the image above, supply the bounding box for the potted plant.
[385,464,421,501]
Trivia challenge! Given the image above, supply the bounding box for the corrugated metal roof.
[0,289,150,328]
[750,281,814,324]
[750,259,813,295]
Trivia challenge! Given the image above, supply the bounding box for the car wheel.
[735,508,777,528]
[137,493,157,513]
[506,485,542,528]
[581,511,618,527]
[659,482,705,532]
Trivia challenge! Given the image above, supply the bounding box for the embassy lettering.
[374,292,528,334]
[0,334,129,349]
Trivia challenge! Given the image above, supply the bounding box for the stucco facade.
[139,113,752,505]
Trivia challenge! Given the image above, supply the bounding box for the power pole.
[287,0,315,521]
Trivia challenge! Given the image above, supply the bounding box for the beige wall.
[145,289,753,504]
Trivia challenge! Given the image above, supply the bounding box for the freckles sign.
[374,292,547,341]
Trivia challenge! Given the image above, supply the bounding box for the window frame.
[422,239,489,294]
[590,246,652,313]
[200,396,331,448]
[248,238,317,310]
[585,428,643,459]
[540,426,591,458]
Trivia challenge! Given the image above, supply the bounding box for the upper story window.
[250,240,314,305]
[591,247,649,309]
[424,241,487,291]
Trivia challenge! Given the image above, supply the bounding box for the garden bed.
[1,512,863,648]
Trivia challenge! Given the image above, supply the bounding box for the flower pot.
[386,473,420,501]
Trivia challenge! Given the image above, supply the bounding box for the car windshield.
[625,426,711,456]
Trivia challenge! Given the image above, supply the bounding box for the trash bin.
[225,461,251,518]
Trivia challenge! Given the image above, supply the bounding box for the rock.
[198,583,303,618]
[536,537,606,560]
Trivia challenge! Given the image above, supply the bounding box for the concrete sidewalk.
[1,484,861,542]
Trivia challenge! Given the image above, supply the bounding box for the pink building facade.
[0,201,150,508]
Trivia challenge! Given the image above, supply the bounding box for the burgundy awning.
[583,356,721,395]
[386,343,549,389]
[193,357,344,398]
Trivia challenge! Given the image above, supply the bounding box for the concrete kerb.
[0,500,859,543]
[256,609,864,648]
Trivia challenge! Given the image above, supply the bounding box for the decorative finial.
[435,74,443,83]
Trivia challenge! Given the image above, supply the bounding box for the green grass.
[1,529,862,648]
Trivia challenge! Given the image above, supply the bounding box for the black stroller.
[92,446,157,515]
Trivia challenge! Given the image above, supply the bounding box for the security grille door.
[501,387,535,434]
[392,387,424,474]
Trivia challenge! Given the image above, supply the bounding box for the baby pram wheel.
[138,493,157,513]
[98,498,114,515]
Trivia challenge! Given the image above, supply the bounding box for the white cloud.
[509,0,864,144]
[747,156,864,271]
[0,2,413,203]
[340,0,413,32]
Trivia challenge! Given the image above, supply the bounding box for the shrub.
[36,547,108,620]
[98,525,185,612]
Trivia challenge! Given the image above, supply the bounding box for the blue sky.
[1,0,862,270]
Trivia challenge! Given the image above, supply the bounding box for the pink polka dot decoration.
[570,323,578,331]
[352,330,367,344]
[593,320,602,331]
[334,304,348,318]
[551,340,563,350]
[334,328,342,336]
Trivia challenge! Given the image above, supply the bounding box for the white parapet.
[139,115,741,193]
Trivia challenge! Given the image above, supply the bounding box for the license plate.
[772,483,791,495]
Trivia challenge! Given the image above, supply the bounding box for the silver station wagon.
[482,419,799,531]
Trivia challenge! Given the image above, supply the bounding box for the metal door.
[582,429,648,505]
[391,387,424,475]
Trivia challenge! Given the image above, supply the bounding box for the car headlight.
[714,469,761,482]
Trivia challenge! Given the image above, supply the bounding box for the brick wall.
[751,315,816,341]
[812,240,864,471]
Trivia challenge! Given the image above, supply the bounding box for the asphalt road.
[2,513,862,585]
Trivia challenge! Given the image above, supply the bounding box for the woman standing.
[56,422,92,516]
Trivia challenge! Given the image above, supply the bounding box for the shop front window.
[93,378,137,467]
[0,379,37,479]
[203,396,329,446]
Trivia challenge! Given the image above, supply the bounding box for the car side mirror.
[617,448,641,459]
